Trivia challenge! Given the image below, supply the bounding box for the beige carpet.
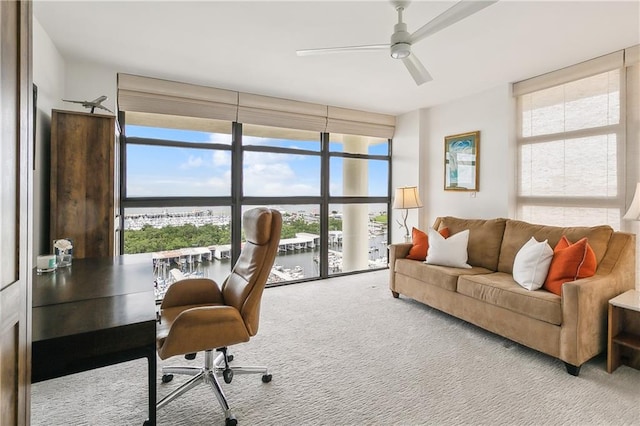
[32,270,640,425]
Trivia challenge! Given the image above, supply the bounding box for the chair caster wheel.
[162,374,174,383]
[262,374,272,383]
[143,420,151,426]
[185,352,196,360]
[223,368,234,384]
[227,354,234,362]
[225,416,237,426]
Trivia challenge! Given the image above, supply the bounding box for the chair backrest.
[221,207,282,336]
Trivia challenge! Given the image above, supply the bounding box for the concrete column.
[341,135,370,272]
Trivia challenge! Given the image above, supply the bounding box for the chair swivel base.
[157,348,271,425]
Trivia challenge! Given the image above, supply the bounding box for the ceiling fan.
[296,0,498,86]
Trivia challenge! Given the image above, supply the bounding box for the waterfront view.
[123,207,389,299]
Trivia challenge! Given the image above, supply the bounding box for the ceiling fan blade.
[296,44,389,56]
[410,0,498,44]
[402,54,433,86]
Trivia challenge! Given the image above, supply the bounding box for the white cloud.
[212,150,231,167]
[243,162,318,196]
[180,154,204,169]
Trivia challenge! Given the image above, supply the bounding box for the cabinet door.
[0,1,31,424]
[50,110,115,258]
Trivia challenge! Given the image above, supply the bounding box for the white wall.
[419,85,515,227]
[34,17,517,252]
[32,18,66,258]
[63,60,118,115]
[391,110,421,243]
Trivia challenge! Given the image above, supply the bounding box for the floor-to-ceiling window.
[121,112,235,296]
[328,133,390,274]
[119,107,392,290]
[241,124,323,281]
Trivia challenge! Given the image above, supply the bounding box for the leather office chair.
[155,207,282,426]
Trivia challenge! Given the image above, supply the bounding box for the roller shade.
[626,45,639,66]
[513,50,624,96]
[117,73,238,121]
[118,73,396,138]
[326,106,395,139]
[237,93,327,132]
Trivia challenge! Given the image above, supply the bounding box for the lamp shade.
[623,182,640,220]
[393,186,423,210]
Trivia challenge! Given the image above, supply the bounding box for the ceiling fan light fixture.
[390,42,411,59]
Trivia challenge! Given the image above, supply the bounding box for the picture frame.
[444,131,479,191]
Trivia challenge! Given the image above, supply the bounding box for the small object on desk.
[53,238,73,267]
[607,289,640,373]
[36,254,57,273]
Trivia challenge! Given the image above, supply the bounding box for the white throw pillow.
[512,237,553,291]
[425,228,472,269]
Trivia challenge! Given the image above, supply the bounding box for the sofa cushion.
[497,220,613,274]
[435,217,507,271]
[457,272,562,325]
[394,258,491,292]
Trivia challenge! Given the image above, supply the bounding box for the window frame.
[119,114,392,285]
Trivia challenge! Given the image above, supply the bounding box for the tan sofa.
[388,217,636,375]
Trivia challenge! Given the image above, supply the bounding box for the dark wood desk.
[32,255,157,425]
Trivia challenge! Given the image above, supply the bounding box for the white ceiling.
[34,1,640,116]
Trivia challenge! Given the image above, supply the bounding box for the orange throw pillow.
[406,227,450,260]
[542,236,597,296]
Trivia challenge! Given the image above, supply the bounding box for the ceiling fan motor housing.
[390,22,411,59]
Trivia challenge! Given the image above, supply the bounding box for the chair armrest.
[161,278,224,309]
[388,243,412,292]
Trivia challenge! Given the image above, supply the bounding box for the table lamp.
[393,186,423,243]
[623,182,640,221]
[623,182,640,292]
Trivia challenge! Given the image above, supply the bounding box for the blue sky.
[125,125,389,198]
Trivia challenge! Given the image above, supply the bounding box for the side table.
[607,289,640,373]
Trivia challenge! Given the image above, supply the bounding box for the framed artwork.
[444,131,479,191]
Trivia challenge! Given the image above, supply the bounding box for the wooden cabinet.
[50,109,117,258]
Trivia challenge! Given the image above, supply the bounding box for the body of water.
[154,235,388,299]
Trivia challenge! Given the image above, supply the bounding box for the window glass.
[123,206,232,298]
[330,157,388,197]
[126,144,231,197]
[327,203,388,275]
[242,204,321,284]
[121,112,392,286]
[243,152,320,197]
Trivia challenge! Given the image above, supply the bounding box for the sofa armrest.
[559,232,636,366]
[388,243,412,292]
